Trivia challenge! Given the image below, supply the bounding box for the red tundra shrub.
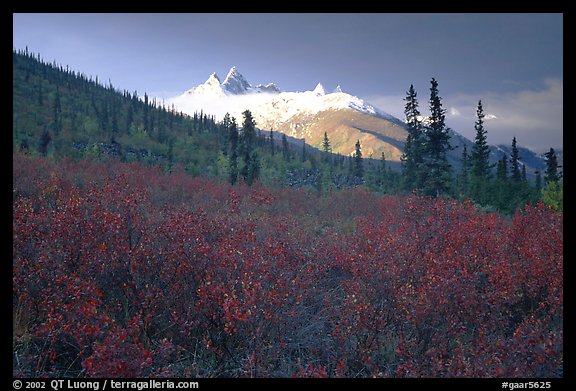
[13,153,562,378]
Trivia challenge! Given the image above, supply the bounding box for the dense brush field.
[13,153,562,378]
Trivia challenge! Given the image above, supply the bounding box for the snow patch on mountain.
[255,83,280,93]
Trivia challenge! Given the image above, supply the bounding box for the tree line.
[398,78,562,213]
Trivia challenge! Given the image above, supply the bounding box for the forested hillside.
[13,49,387,191]
[13,48,235,174]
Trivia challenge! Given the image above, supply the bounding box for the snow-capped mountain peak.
[313,82,326,96]
[204,72,221,88]
[185,72,225,97]
[222,66,251,95]
[333,85,343,93]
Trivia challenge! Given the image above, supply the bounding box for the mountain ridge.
[167,67,547,177]
[167,66,405,159]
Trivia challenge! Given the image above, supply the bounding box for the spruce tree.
[143,93,150,131]
[228,117,239,185]
[246,151,260,186]
[510,137,522,182]
[401,84,425,191]
[220,113,232,155]
[322,131,331,164]
[492,154,511,213]
[535,170,542,191]
[544,147,560,183]
[471,100,491,179]
[365,159,378,191]
[322,131,331,154]
[458,144,470,196]
[354,140,364,179]
[282,133,290,161]
[38,126,51,156]
[521,164,527,182]
[496,155,508,181]
[347,155,354,177]
[422,78,452,197]
[469,100,493,202]
[239,110,258,185]
[379,152,388,191]
[221,112,232,131]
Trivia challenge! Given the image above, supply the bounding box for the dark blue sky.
[13,13,563,152]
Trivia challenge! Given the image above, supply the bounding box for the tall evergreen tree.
[354,140,364,179]
[282,133,290,161]
[401,84,425,191]
[535,170,542,191]
[378,152,388,191]
[471,100,491,179]
[239,110,255,152]
[422,78,452,197]
[322,131,331,154]
[544,147,560,183]
[509,137,521,182]
[492,154,511,213]
[468,100,493,202]
[239,110,258,185]
[38,126,51,156]
[269,130,275,156]
[220,113,232,155]
[496,155,508,181]
[347,155,354,177]
[365,158,378,190]
[521,164,527,182]
[143,93,150,131]
[322,131,331,165]
[192,112,199,132]
[221,112,232,131]
[228,117,239,185]
[246,150,261,186]
[458,144,470,196]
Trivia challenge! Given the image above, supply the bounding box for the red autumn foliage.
[13,152,562,377]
